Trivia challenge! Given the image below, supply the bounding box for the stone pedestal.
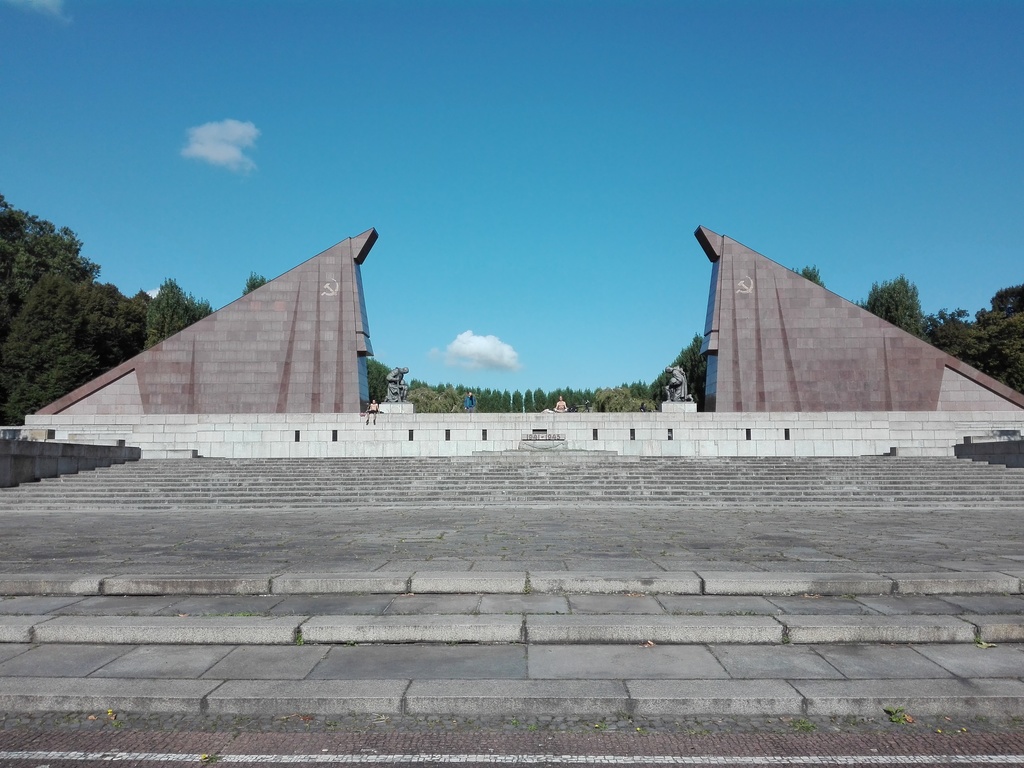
[660,401,697,413]
[379,402,415,414]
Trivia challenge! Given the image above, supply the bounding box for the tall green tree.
[863,275,924,337]
[795,265,825,288]
[973,284,1024,393]
[0,194,98,334]
[924,308,983,367]
[1,275,97,422]
[145,278,213,348]
[366,358,390,403]
[511,390,524,413]
[408,384,461,413]
[924,283,1024,395]
[243,272,268,296]
[523,389,534,413]
[80,283,150,372]
[593,386,645,412]
[532,388,545,412]
[1,194,100,411]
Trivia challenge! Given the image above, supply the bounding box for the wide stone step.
[2,673,1023,719]
[2,570,1020,597]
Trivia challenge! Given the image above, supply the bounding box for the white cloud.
[181,119,260,172]
[443,330,521,371]
[4,0,68,20]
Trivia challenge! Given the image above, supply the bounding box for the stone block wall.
[21,411,1024,460]
[0,438,141,487]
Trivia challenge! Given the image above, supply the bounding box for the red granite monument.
[696,226,1024,413]
[38,228,377,416]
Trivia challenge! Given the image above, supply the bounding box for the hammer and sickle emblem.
[736,276,753,295]
[321,278,339,297]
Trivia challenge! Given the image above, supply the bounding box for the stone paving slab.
[765,596,877,615]
[797,678,1024,717]
[943,595,1024,614]
[202,645,331,680]
[205,679,408,715]
[309,644,527,680]
[566,595,665,614]
[785,615,976,644]
[698,572,893,596]
[267,595,395,616]
[31,615,302,645]
[856,596,963,615]
[0,596,84,614]
[301,615,523,644]
[0,644,29,664]
[153,595,286,616]
[709,645,846,680]
[53,596,184,616]
[0,643,125,676]
[809,645,956,679]
[526,615,783,644]
[383,595,480,615]
[527,644,728,680]
[657,595,781,615]
[478,594,569,614]
[626,680,805,717]
[92,645,236,678]
[404,679,628,716]
[0,677,219,713]
[914,643,1024,678]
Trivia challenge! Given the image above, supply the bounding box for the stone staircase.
[1,454,1023,719]
[2,454,1024,509]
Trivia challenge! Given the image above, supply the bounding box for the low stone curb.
[302,616,523,644]
[3,677,1024,718]
[5,612,1023,645]
[31,616,301,645]
[526,615,783,644]
[797,678,1024,717]
[1,571,1020,598]
[784,615,977,644]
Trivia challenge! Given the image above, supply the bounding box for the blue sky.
[2,0,1022,394]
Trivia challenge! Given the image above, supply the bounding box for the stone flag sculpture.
[38,228,377,416]
[696,226,1024,413]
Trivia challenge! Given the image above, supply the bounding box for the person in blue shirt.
[463,391,476,412]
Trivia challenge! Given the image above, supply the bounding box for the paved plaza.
[1,456,1023,721]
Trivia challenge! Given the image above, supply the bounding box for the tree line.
[2,193,1020,423]
[0,194,220,424]
[366,336,708,415]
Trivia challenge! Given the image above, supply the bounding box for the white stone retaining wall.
[20,411,1024,459]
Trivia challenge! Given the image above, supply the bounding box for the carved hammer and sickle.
[321,278,339,297]
[736,276,753,294]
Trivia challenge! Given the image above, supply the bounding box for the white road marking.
[1,751,1023,765]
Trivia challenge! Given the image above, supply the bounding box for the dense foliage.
[862,274,925,337]
[925,285,1024,394]
[144,278,212,349]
